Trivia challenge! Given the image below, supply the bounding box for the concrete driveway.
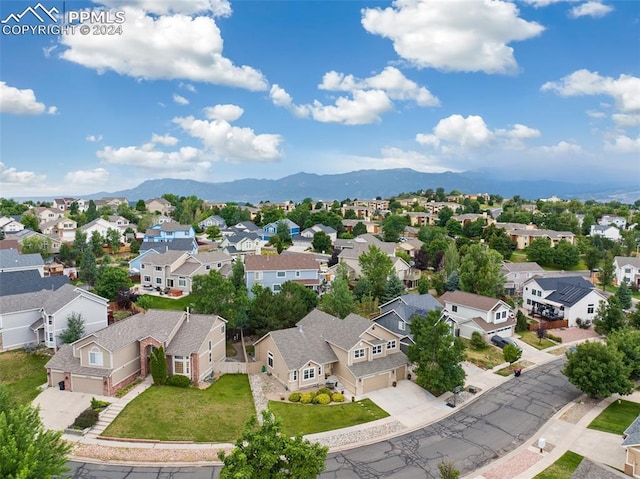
[364,379,445,428]
[33,386,112,431]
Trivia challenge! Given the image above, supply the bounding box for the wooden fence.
[213,361,262,375]
[528,319,569,331]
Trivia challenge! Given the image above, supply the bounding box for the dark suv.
[491,335,521,350]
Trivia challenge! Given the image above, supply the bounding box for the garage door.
[362,373,390,394]
[395,365,406,380]
[71,375,104,395]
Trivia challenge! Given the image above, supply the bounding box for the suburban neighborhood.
[1,188,639,479]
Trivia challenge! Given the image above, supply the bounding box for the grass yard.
[138,294,193,311]
[462,339,505,370]
[495,360,534,377]
[518,330,556,350]
[0,350,51,404]
[535,451,584,479]
[268,398,389,437]
[102,374,255,442]
[587,399,640,435]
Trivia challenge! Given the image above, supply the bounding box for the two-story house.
[198,214,227,230]
[439,290,516,340]
[373,294,442,352]
[6,229,62,254]
[45,309,227,395]
[501,261,545,296]
[342,219,380,235]
[590,224,621,242]
[145,198,173,215]
[507,228,576,250]
[405,212,438,227]
[52,198,77,211]
[81,218,123,243]
[300,224,338,243]
[261,219,300,241]
[219,231,264,260]
[0,283,108,351]
[140,250,233,294]
[128,238,199,273]
[254,309,409,396]
[245,252,320,295]
[29,207,65,224]
[522,276,606,327]
[614,256,640,288]
[599,215,627,229]
[0,216,25,233]
[143,222,196,243]
[39,217,78,242]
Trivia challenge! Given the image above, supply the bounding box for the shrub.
[331,392,345,402]
[166,375,192,388]
[547,333,562,343]
[308,391,317,400]
[115,378,143,398]
[72,408,99,429]
[288,392,301,402]
[300,393,313,404]
[576,317,591,329]
[470,331,487,350]
[317,387,332,396]
[90,398,110,411]
[314,393,331,405]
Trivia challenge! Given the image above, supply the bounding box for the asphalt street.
[66,359,579,479]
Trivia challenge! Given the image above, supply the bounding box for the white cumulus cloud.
[86,134,103,142]
[309,90,394,125]
[539,141,584,155]
[269,85,311,118]
[361,0,544,74]
[0,162,46,184]
[612,113,640,127]
[150,133,179,146]
[173,94,189,105]
[96,0,232,16]
[541,69,640,113]
[604,135,640,154]
[0,82,57,115]
[60,8,267,91]
[416,114,495,151]
[569,1,613,18]
[173,114,283,162]
[203,104,244,121]
[65,168,110,184]
[97,144,206,171]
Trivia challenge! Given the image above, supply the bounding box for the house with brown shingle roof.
[254,309,408,396]
[45,309,226,395]
[244,252,320,296]
[439,290,515,340]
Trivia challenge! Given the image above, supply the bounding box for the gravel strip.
[482,449,542,479]
[312,420,407,449]
[70,443,229,464]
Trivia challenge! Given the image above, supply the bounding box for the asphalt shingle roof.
[0,248,43,269]
[46,344,115,375]
[622,415,640,447]
[0,270,69,297]
[439,291,503,312]
[615,256,640,269]
[139,238,197,253]
[347,350,409,379]
[244,252,319,271]
[166,313,224,356]
[501,262,544,273]
[0,284,97,315]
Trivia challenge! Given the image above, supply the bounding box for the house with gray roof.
[522,276,606,327]
[6,229,62,254]
[0,248,44,275]
[218,231,264,259]
[439,290,516,340]
[614,256,640,288]
[140,250,233,294]
[374,294,442,352]
[254,309,409,396]
[300,224,337,242]
[590,224,621,242]
[46,309,226,395]
[0,283,108,351]
[198,214,227,230]
[623,414,640,477]
[501,261,545,295]
[128,238,198,273]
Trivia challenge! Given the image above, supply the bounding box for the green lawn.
[138,294,193,311]
[102,374,255,442]
[511,251,588,271]
[461,339,505,369]
[535,451,584,479]
[0,350,50,404]
[588,399,640,435]
[518,330,556,350]
[268,398,389,436]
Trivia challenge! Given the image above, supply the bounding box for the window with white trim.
[451,305,458,312]
[372,344,382,355]
[267,351,274,368]
[292,370,298,381]
[303,367,315,380]
[398,321,405,331]
[155,266,162,271]
[143,275,151,283]
[273,284,281,292]
[166,279,174,287]
[387,340,396,350]
[295,271,301,277]
[354,348,365,359]
[178,277,186,287]
[254,271,262,280]
[173,355,190,376]
[89,349,103,366]
[156,277,162,284]
[587,304,594,314]
[277,271,286,277]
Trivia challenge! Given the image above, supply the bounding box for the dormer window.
[89,348,103,366]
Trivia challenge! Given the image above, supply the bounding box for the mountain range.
[80,169,635,204]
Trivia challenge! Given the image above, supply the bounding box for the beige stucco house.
[254,309,409,396]
[45,309,227,396]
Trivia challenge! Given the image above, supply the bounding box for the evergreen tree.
[446,271,459,291]
[90,230,104,257]
[150,346,167,385]
[515,310,528,332]
[380,274,406,304]
[59,313,85,344]
[417,275,430,294]
[230,260,245,292]
[79,250,98,285]
[616,282,632,309]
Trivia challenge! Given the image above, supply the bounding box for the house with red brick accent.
[45,309,226,396]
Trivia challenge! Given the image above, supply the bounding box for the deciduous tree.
[458,244,504,297]
[358,245,393,299]
[312,231,331,253]
[593,297,627,336]
[320,264,355,319]
[95,267,132,300]
[552,240,580,270]
[408,310,466,396]
[21,235,51,256]
[0,386,71,479]
[562,341,633,398]
[599,252,615,291]
[218,410,328,479]
[503,343,522,364]
[607,328,640,379]
[526,238,554,266]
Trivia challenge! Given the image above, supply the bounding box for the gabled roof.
[139,238,197,253]
[379,293,442,319]
[0,284,106,315]
[244,252,319,271]
[0,248,44,269]
[338,241,395,260]
[234,221,261,231]
[306,312,374,351]
[264,218,299,230]
[191,251,232,264]
[347,350,409,379]
[439,290,504,312]
[141,250,187,266]
[614,256,640,269]
[156,222,193,232]
[0,239,20,250]
[302,224,337,235]
[530,276,594,291]
[166,313,225,356]
[0,270,69,297]
[622,415,640,447]
[81,217,112,231]
[501,261,544,273]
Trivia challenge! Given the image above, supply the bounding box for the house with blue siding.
[143,222,195,243]
[261,219,300,241]
[244,252,320,296]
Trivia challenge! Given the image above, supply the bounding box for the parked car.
[491,335,521,351]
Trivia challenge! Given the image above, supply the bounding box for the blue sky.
[1,0,638,198]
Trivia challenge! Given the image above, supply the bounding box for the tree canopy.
[94,267,132,300]
[458,243,504,297]
[59,312,85,344]
[358,245,394,299]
